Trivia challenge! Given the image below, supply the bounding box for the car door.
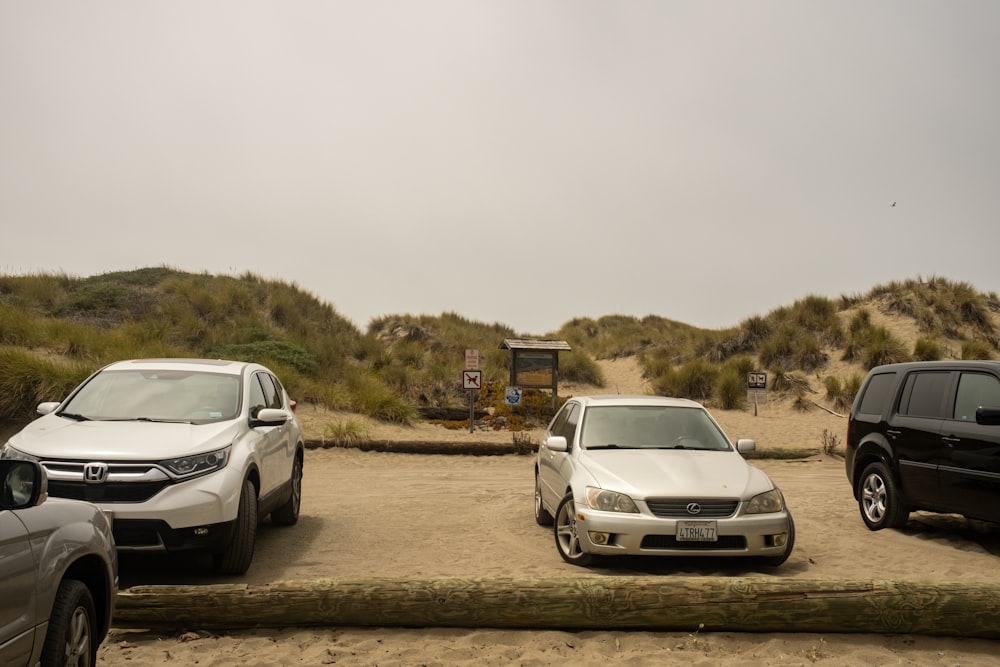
[890,370,950,509]
[938,370,1000,521]
[0,510,36,665]
[251,371,293,496]
[538,402,580,504]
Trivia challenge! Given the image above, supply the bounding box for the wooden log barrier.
[114,576,1000,638]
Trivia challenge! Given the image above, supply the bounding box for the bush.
[715,367,746,410]
[652,358,717,400]
[913,337,944,361]
[961,339,995,360]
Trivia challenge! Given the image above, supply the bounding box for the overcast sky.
[2,2,998,335]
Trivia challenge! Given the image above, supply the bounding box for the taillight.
[289,399,297,413]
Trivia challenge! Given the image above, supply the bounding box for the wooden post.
[114,576,1000,639]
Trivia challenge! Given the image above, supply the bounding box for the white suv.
[1,358,305,575]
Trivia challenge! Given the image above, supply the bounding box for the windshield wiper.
[587,443,630,450]
[59,412,90,422]
[107,417,194,424]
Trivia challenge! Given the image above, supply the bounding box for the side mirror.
[977,407,1000,426]
[37,402,60,416]
[1,460,48,510]
[544,435,568,452]
[252,408,290,427]
[736,438,757,454]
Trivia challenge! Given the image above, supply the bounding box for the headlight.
[746,488,785,514]
[585,486,639,513]
[1,444,38,462]
[160,446,231,479]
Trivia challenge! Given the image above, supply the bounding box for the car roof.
[869,360,1000,374]
[100,358,256,375]
[569,395,704,409]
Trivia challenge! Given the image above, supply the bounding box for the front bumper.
[573,504,793,558]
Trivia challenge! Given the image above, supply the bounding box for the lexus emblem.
[83,462,109,484]
[686,502,702,515]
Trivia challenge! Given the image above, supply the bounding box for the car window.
[857,372,896,416]
[248,374,268,417]
[952,372,1000,421]
[60,369,240,422]
[898,371,950,419]
[555,404,580,448]
[580,405,731,450]
[258,373,284,409]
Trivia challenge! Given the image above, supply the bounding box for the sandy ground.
[84,359,1000,664]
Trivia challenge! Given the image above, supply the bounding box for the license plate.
[676,520,717,542]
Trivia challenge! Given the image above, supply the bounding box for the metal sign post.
[462,369,482,433]
[747,372,768,416]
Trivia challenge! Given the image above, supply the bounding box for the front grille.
[48,480,171,503]
[641,534,747,550]
[646,498,739,518]
[41,459,172,504]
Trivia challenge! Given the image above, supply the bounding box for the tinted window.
[952,372,1000,421]
[249,374,268,417]
[548,404,572,436]
[258,373,283,409]
[857,372,896,416]
[558,404,581,447]
[899,372,950,418]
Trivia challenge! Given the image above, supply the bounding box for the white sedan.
[534,395,794,566]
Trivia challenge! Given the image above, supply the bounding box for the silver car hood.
[9,415,241,460]
[578,449,773,499]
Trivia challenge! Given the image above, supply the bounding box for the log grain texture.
[114,576,1000,638]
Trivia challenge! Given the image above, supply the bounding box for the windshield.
[580,405,732,451]
[59,369,241,423]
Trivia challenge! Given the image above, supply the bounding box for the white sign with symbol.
[462,370,482,390]
[504,386,522,406]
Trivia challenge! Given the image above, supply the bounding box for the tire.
[534,473,553,526]
[271,454,303,526]
[213,478,258,575]
[41,579,97,667]
[858,461,909,530]
[554,493,593,566]
[762,514,795,567]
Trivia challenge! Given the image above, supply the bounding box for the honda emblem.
[83,462,109,484]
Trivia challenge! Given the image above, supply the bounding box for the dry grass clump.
[322,419,372,448]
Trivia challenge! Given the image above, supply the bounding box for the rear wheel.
[41,579,97,667]
[534,473,553,526]
[213,478,258,575]
[271,454,303,526]
[859,462,909,530]
[554,493,593,566]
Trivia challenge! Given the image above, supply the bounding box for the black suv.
[846,360,1000,530]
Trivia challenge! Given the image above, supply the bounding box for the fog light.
[193,527,210,536]
[589,532,610,545]
[772,533,788,547]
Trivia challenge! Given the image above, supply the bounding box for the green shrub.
[861,326,909,368]
[913,337,944,361]
[0,347,92,421]
[715,367,746,410]
[961,339,995,360]
[652,358,717,400]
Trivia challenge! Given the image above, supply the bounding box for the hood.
[8,414,241,460]
[577,448,774,499]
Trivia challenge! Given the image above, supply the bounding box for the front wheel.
[213,478,258,575]
[858,461,909,530]
[554,493,593,566]
[41,579,97,667]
